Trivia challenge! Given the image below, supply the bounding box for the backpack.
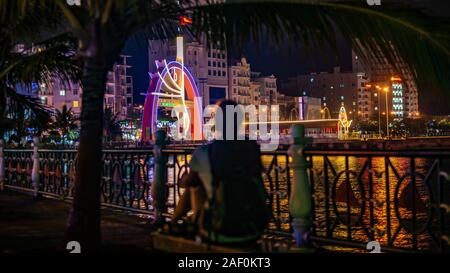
[201,140,271,243]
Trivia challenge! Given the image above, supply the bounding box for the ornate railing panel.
[3,147,450,252]
[4,149,154,214]
[305,150,450,252]
[160,148,292,234]
[4,150,34,190]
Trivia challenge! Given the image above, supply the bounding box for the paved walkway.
[0,190,156,253]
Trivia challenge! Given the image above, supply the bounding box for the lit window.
[60,90,65,96]
[73,100,79,108]
[341,96,344,100]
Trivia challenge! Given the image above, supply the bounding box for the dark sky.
[123,0,450,114]
[122,32,352,104]
[123,38,149,105]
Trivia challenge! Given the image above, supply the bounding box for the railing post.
[289,124,313,250]
[152,130,168,223]
[0,139,4,191]
[31,136,41,198]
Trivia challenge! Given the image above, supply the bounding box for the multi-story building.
[35,55,133,119]
[253,73,278,106]
[13,44,83,117]
[249,81,261,106]
[276,93,299,121]
[105,55,134,119]
[352,48,419,119]
[228,57,252,105]
[39,79,82,116]
[297,96,322,120]
[148,36,228,106]
[282,67,368,119]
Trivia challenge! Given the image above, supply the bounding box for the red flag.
[179,15,192,26]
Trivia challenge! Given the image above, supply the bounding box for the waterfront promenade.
[1,129,450,253]
[0,191,156,253]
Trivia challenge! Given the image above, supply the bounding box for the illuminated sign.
[391,81,404,121]
[141,36,203,141]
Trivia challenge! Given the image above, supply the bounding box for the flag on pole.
[179,15,192,26]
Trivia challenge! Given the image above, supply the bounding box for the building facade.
[228,57,252,105]
[352,49,419,119]
[36,55,133,119]
[253,73,278,106]
[283,67,368,119]
[105,55,134,119]
[39,79,82,116]
[297,96,322,120]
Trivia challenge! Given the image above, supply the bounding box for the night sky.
[122,33,352,104]
[122,0,450,114]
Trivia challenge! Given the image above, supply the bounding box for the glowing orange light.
[179,16,192,26]
[365,84,372,88]
[383,87,389,92]
[391,76,402,81]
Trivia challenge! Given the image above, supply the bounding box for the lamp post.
[383,86,390,138]
[373,85,382,138]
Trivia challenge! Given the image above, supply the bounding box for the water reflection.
[310,156,440,251]
[166,153,443,251]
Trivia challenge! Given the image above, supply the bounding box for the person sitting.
[171,100,270,244]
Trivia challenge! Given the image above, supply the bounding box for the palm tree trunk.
[65,57,107,252]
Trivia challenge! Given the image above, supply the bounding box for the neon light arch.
[141,60,203,141]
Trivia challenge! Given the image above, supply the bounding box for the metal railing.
[1,140,450,252]
[3,149,155,214]
[304,149,450,252]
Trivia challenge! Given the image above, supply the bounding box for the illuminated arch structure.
[141,38,203,141]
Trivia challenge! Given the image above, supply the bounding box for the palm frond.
[190,0,450,93]
[3,85,51,120]
[2,33,81,87]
